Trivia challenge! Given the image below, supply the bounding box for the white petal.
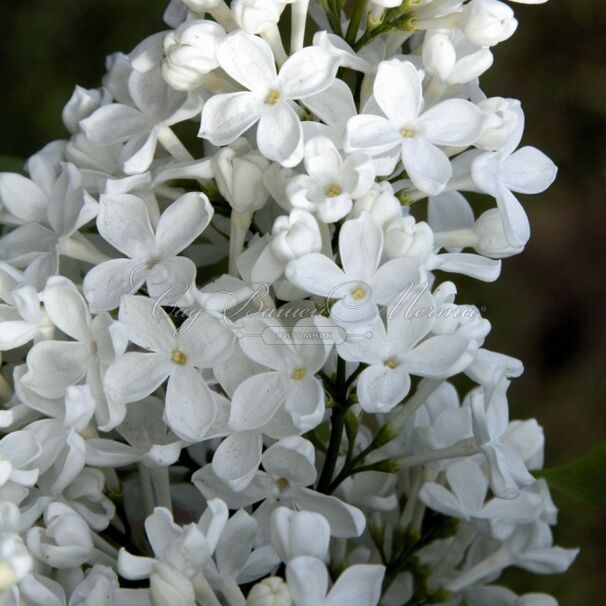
[286,556,329,606]
[217,31,277,94]
[419,99,485,146]
[145,256,196,304]
[428,191,475,232]
[97,194,155,259]
[104,352,171,403]
[357,365,411,413]
[293,488,366,537]
[345,115,401,154]
[430,252,502,282]
[419,483,465,519]
[339,213,382,280]
[85,439,144,466]
[402,137,452,196]
[122,129,159,175]
[325,564,385,606]
[118,295,177,352]
[496,187,530,248]
[0,320,40,350]
[262,436,316,486]
[117,549,156,580]
[81,104,147,145]
[165,366,217,441]
[23,342,90,399]
[303,79,356,131]
[500,146,557,194]
[0,173,47,223]
[178,312,235,368]
[279,47,339,100]
[229,372,286,431]
[199,92,262,146]
[212,431,262,492]
[371,256,422,304]
[257,103,304,167]
[374,59,422,126]
[154,192,213,257]
[285,377,325,432]
[285,254,347,298]
[83,259,140,313]
[402,335,469,377]
[43,276,91,342]
[303,136,343,185]
[447,459,488,514]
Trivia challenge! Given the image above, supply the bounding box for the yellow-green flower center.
[266,89,280,105]
[171,349,187,365]
[326,184,343,197]
[291,367,307,380]
[351,287,367,300]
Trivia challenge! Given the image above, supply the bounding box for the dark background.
[0,1,604,602]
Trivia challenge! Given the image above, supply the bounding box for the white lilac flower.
[83,191,213,311]
[286,213,423,326]
[337,289,470,413]
[345,59,485,195]
[81,66,202,175]
[0,163,100,290]
[419,459,545,540]
[194,436,366,539]
[104,295,234,441]
[286,136,375,223]
[228,315,333,432]
[471,143,557,248]
[199,31,339,166]
[469,380,536,498]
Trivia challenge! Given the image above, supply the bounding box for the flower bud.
[351,183,401,229]
[26,502,93,568]
[476,97,522,151]
[422,31,456,82]
[384,216,434,262]
[271,209,322,262]
[150,563,196,606]
[213,139,270,213]
[271,507,331,562]
[461,0,518,47]
[162,20,225,91]
[183,0,223,11]
[232,0,287,34]
[246,577,293,606]
[474,209,525,257]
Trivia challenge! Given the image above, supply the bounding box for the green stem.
[317,357,347,492]
[346,0,367,45]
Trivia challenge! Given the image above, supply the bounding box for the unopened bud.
[476,97,522,151]
[461,0,518,47]
[162,20,225,91]
[384,216,434,262]
[474,209,525,257]
[232,0,287,34]
[247,577,293,606]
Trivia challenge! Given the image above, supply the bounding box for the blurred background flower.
[0,0,604,602]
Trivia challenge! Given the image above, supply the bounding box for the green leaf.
[0,155,25,174]
[535,441,606,507]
